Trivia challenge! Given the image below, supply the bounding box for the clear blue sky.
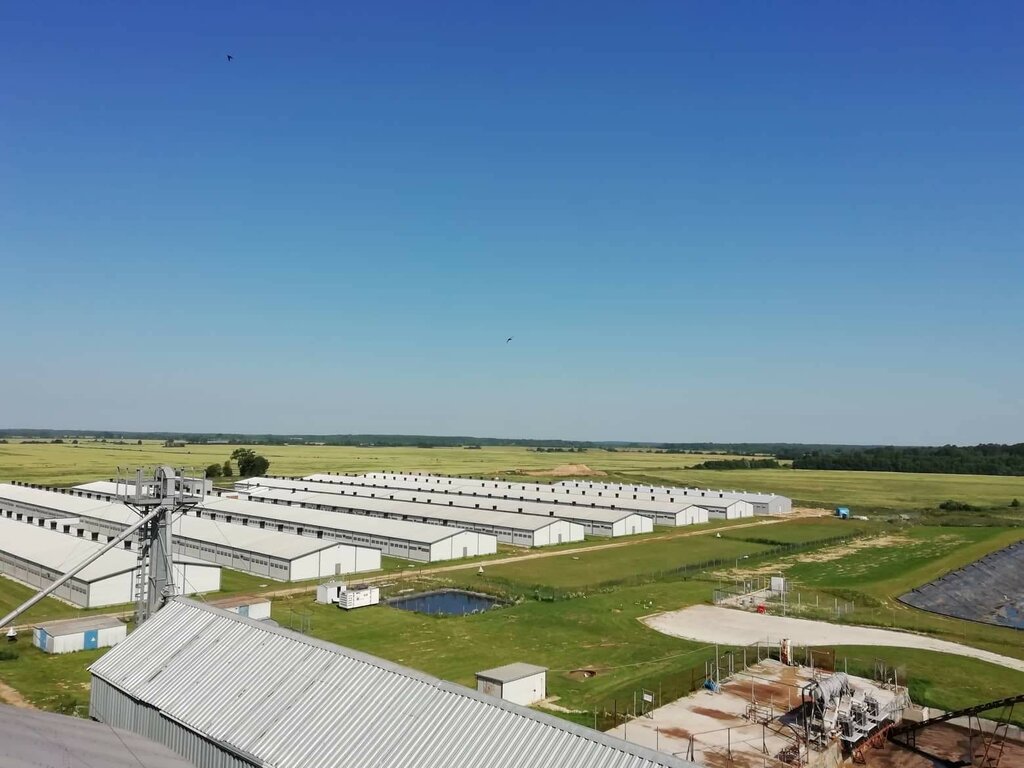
[2,2,1021,444]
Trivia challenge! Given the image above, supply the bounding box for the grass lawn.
[456,536,773,591]
[607,467,1024,511]
[0,643,100,712]
[721,517,873,545]
[4,440,1023,513]
[725,525,1024,662]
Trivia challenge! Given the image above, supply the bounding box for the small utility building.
[33,616,127,654]
[476,663,547,706]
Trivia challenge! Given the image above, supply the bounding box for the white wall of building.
[500,673,546,706]
[429,531,497,561]
[610,514,653,537]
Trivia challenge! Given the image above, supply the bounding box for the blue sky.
[2,2,1021,443]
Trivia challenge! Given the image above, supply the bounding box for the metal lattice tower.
[115,466,205,625]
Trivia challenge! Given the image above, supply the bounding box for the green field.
[4,440,1024,512]
[3,441,1024,727]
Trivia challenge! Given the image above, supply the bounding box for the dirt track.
[643,604,1024,672]
[0,680,31,708]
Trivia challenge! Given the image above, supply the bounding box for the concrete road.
[643,604,1024,673]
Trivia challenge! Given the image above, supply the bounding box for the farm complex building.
[89,598,695,768]
[235,485,585,547]
[0,517,220,608]
[304,472,710,526]
[553,479,792,515]
[240,475,704,528]
[197,496,497,562]
[0,483,381,582]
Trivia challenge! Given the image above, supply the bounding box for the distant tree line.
[793,444,1024,476]
[689,458,783,470]
[529,447,588,453]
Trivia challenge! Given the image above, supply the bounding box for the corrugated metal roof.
[476,662,547,683]
[0,516,142,581]
[244,485,576,532]
[301,473,700,516]
[0,516,215,582]
[201,497,471,544]
[34,615,125,634]
[91,599,696,768]
[0,703,197,768]
[552,480,789,504]
[0,482,124,515]
[51,485,374,560]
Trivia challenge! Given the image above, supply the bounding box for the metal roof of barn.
[300,473,700,515]
[200,496,472,544]
[0,703,196,768]
[244,485,579,532]
[90,599,695,768]
[0,482,126,515]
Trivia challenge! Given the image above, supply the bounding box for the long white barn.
[198,496,496,562]
[0,483,491,565]
[303,472,711,526]
[238,486,585,547]
[553,479,792,515]
[254,479,651,537]
[1,484,381,582]
[0,517,220,609]
[238,475,705,529]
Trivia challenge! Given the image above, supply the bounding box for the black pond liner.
[387,589,504,616]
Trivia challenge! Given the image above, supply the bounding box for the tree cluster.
[689,458,783,470]
[792,444,1024,476]
[230,448,270,477]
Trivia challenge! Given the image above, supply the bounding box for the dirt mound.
[524,464,607,477]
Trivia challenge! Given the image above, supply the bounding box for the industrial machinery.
[1,466,203,633]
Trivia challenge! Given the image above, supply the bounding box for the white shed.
[476,663,547,706]
[33,616,127,654]
[316,580,347,604]
[210,596,272,621]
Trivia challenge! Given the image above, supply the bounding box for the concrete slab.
[643,605,1024,673]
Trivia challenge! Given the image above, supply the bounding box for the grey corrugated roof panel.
[246,486,578,532]
[0,517,215,581]
[0,482,126,515]
[297,474,703,516]
[201,496,472,544]
[91,598,696,768]
[0,702,196,768]
[34,615,124,634]
[476,662,548,683]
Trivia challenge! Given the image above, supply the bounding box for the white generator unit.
[338,585,379,610]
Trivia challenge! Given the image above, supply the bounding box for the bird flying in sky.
[506,337,513,343]
[226,54,234,62]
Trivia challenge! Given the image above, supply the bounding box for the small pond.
[388,589,501,616]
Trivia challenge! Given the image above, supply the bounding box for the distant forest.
[792,444,1024,476]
